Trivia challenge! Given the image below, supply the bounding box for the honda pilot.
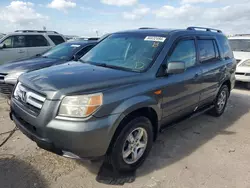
[10,27,236,172]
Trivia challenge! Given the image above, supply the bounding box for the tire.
[209,85,229,117]
[107,116,154,172]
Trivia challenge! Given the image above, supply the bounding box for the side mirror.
[166,61,186,74]
[72,55,80,61]
[0,43,6,49]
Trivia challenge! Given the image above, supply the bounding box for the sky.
[0,0,250,36]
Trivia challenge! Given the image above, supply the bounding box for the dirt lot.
[1,84,250,188]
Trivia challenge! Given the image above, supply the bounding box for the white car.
[0,30,66,65]
[229,35,250,89]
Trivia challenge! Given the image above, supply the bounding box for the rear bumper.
[10,99,121,159]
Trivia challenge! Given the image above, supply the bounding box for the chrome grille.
[14,82,46,114]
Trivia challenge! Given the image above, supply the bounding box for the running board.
[160,105,214,133]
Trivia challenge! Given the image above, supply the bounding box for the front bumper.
[235,74,250,82]
[11,98,121,159]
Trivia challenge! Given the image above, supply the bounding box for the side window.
[1,37,13,48]
[217,35,233,59]
[13,36,26,48]
[76,45,95,57]
[26,35,49,47]
[168,40,196,68]
[48,35,65,45]
[198,40,216,62]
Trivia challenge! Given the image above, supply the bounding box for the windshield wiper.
[90,62,137,72]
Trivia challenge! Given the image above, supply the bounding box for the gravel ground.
[0,84,250,188]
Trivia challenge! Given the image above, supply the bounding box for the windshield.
[42,43,83,59]
[0,34,4,39]
[229,39,250,52]
[81,33,166,72]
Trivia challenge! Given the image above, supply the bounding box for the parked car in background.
[0,40,97,98]
[0,30,66,65]
[229,35,250,89]
[10,27,236,172]
[0,33,5,39]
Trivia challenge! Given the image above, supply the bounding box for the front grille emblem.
[21,90,27,103]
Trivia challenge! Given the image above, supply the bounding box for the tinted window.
[13,36,26,48]
[229,39,250,52]
[26,35,49,47]
[198,40,216,62]
[218,35,233,59]
[1,37,13,48]
[42,43,83,59]
[168,40,196,68]
[48,35,65,45]
[76,45,95,57]
[81,34,165,72]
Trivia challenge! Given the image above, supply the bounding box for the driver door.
[161,37,203,122]
[0,35,28,64]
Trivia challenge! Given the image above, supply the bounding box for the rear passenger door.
[161,37,203,120]
[26,35,51,57]
[198,37,224,103]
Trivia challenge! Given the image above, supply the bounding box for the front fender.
[112,95,162,120]
[106,95,162,141]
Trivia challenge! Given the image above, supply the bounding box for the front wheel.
[209,85,229,117]
[107,116,153,172]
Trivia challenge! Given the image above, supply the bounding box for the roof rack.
[187,27,222,33]
[139,27,157,30]
[15,30,59,34]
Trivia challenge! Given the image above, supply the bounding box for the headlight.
[58,93,103,118]
[4,72,25,84]
[240,60,250,67]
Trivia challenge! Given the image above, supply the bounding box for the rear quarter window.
[48,35,65,45]
[217,35,234,59]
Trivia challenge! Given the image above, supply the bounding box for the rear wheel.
[107,116,153,172]
[209,85,229,117]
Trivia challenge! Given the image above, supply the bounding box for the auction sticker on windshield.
[144,36,166,42]
[71,44,81,47]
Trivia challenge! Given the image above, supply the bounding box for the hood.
[233,51,250,61]
[19,62,142,100]
[0,57,63,74]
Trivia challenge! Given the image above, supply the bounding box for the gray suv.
[10,27,236,172]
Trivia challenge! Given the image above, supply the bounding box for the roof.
[115,29,175,37]
[66,40,98,45]
[114,27,225,37]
